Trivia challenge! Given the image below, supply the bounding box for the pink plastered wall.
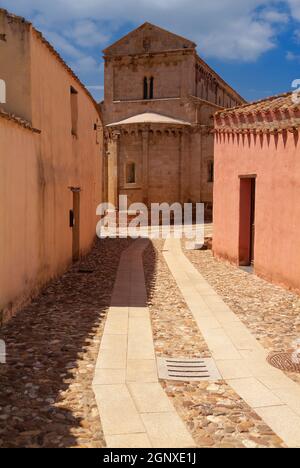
[213,130,300,293]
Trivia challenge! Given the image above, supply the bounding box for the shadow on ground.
[0,238,134,448]
[143,240,159,306]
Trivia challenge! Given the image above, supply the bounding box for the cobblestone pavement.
[184,246,300,385]
[143,241,285,448]
[0,238,133,448]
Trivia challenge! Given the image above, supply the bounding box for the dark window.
[143,77,148,100]
[208,161,214,183]
[70,86,78,136]
[126,162,136,184]
[143,77,154,100]
[149,77,154,99]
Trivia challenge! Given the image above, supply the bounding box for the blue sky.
[1,0,300,102]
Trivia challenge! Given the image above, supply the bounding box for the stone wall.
[107,124,214,215]
[103,22,244,218]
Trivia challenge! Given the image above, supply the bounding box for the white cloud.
[199,16,276,61]
[43,30,82,59]
[286,50,300,61]
[65,20,110,48]
[70,56,102,75]
[287,0,300,21]
[259,8,289,24]
[1,0,299,61]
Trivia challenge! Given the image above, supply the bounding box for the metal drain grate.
[157,357,221,382]
[77,266,94,274]
[267,352,300,373]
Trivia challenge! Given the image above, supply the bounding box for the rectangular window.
[149,77,154,99]
[126,162,136,184]
[208,161,214,183]
[143,77,148,100]
[70,86,78,136]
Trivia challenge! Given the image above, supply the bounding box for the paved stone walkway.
[163,238,300,448]
[144,240,284,448]
[184,241,300,386]
[0,238,133,448]
[93,239,196,448]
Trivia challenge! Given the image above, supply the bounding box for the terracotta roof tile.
[0,108,41,133]
[215,92,300,132]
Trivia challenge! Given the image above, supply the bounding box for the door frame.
[238,175,256,267]
[69,187,81,262]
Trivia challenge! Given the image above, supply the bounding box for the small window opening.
[143,77,148,100]
[149,77,154,99]
[208,161,214,183]
[143,77,154,100]
[70,86,78,136]
[126,162,136,184]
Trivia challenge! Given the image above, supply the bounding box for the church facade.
[101,23,244,218]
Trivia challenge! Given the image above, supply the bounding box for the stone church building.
[101,23,244,218]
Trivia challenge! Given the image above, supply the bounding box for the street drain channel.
[157,357,222,382]
[267,352,300,373]
[77,266,94,274]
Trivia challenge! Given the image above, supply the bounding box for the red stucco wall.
[213,130,300,293]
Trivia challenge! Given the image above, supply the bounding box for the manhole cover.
[157,357,221,382]
[267,352,300,373]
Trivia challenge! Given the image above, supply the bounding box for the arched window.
[143,77,154,100]
[143,77,148,100]
[149,77,154,99]
[126,162,136,184]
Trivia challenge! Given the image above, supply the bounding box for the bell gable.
[103,22,196,56]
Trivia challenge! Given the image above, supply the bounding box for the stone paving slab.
[141,413,196,448]
[93,368,126,385]
[128,382,176,413]
[255,406,300,448]
[227,378,284,409]
[126,359,158,383]
[144,239,285,448]
[94,384,146,436]
[106,434,152,449]
[184,243,300,387]
[163,237,300,448]
[93,238,196,448]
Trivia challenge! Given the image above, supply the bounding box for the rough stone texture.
[102,23,244,213]
[143,240,285,448]
[0,238,133,448]
[144,240,209,359]
[184,246,300,385]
